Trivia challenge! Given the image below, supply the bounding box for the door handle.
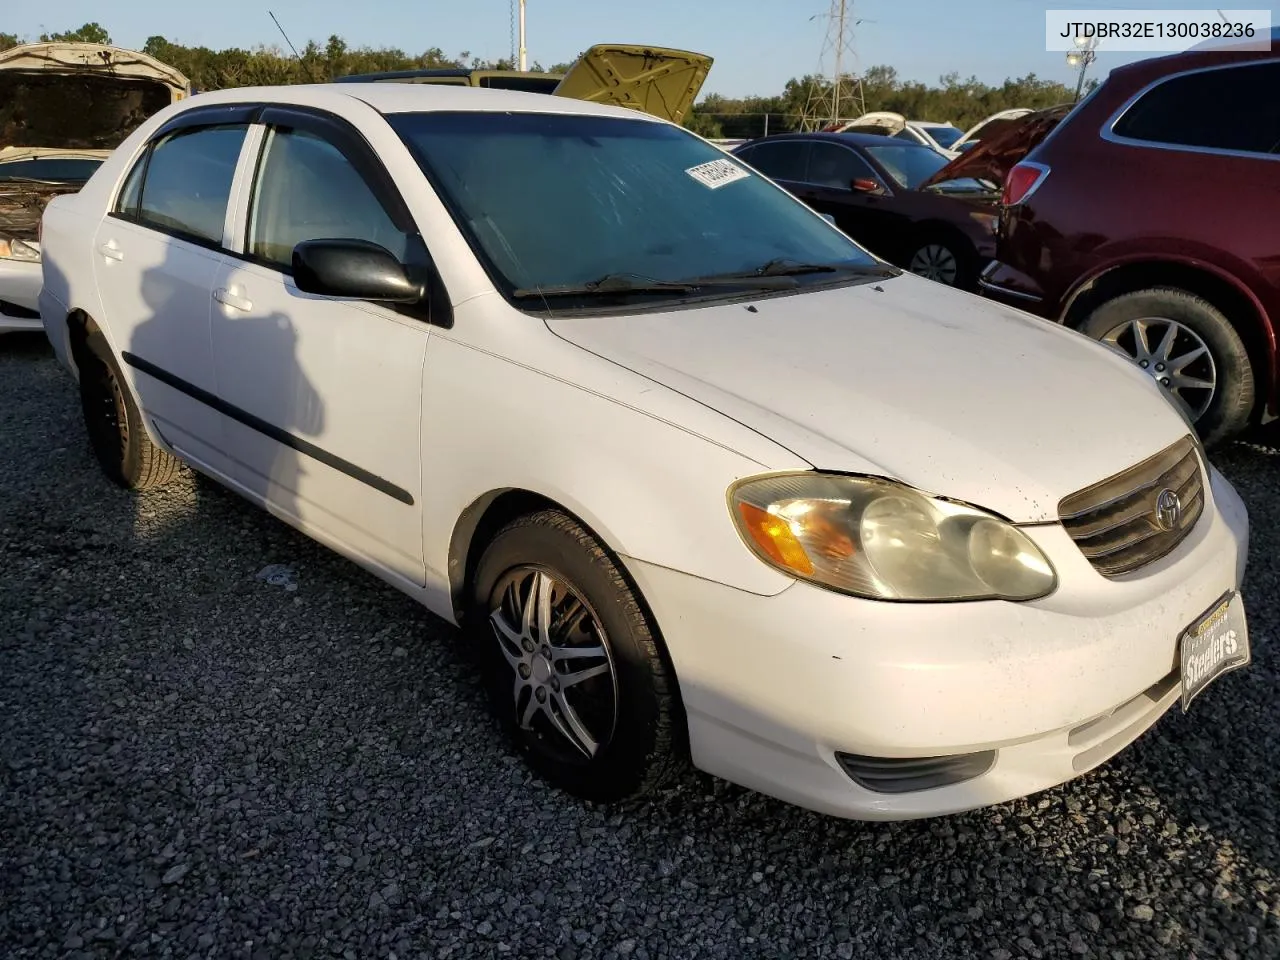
[213,287,253,312]
[98,240,123,261]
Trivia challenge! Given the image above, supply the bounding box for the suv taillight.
[1002,162,1050,206]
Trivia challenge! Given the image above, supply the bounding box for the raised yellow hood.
[553,44,713,125]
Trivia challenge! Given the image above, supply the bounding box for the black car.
[731,132,1000,289]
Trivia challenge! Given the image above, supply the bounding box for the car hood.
[955,108,1033,149]
[553,44,713,125]
[0,41,188,152]
[544,275,1188,524]
[919,104,1073,190]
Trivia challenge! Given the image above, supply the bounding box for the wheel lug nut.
[1155,363,1165,372]
[1161,378,1170,386]
[522,639,535,653]
[550,678,560,691]
[541,646,551,658]
[518,664,531,679]
[1139,360,1149,368]
[536,688,547,703]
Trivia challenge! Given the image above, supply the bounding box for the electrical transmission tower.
[801,0,867,131]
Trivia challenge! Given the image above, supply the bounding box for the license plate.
[1179,591,1250,712]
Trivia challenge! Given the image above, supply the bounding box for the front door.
[91,123,251,462]
[794,142,899,258]
[209,118,429,585]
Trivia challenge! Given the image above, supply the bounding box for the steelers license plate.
[1179,591,1250,712]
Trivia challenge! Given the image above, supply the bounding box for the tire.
[77,329,181,490]
[467,509,686,803]
[907,235,977,290]
[1078,288,1255,448]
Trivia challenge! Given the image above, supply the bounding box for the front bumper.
[623,466,1250,820]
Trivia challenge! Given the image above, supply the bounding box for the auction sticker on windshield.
[1179,591,1250,711]
[686,158,751,189]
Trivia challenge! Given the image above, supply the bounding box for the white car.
[38,83,1251,820]
[0,41,189,332]
[832,112,964,158]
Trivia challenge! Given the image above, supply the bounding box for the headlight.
[0,238,40,262]
[729,473,1057,601]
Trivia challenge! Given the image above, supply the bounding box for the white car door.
[208,110,430,585]
[91,119,253,462]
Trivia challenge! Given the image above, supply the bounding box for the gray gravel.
[2,332,1278,960]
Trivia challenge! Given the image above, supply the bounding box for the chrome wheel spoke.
[1152,322,1179,363]
[519,684,539,728]
[1130,319,1153,360]
[1169,346,1207,373]
[550,642,607,661]
[490,611,526,666]
[548,691,599,759]
[532,571,555,645]
[559,662,610,689]
[1171,373,1214,392]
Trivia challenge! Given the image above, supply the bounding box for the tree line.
[3,23,1089,137]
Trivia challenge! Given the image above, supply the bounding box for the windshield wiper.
[687,258,898,282]
[512,274,699,299]
[512,270,804,299]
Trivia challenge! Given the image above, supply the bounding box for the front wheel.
[1078,288,1255,448]
[468,510,686,803]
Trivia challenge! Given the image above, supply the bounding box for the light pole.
[1066,35,1099,101]
[518,0,527,72]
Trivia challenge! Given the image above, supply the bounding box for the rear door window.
[740,141,810,182]
[136,124,249,244]
[1113,61,1280,156]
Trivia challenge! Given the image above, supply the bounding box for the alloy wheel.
[1100,317,1217,421]
[488,566,618,764]
[909,244,959,285]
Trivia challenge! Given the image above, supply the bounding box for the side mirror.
[292,238,424,303]
[851,178,882,194]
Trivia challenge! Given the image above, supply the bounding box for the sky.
[8,1,1265,98]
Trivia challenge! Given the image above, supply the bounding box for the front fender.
[420,332,799,606]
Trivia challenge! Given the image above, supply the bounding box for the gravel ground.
[2,332,1278,960]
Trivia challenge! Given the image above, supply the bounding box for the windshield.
[863,143,989,193]
[388,111,878,301]
[924,126,962,148]
[0,157,103,182]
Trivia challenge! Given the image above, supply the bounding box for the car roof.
[738,131,935,149]
[164,82,667,123]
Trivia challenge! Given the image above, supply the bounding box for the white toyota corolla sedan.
[38,83,1251,820]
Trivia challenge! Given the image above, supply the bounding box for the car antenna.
[268,10,301,59]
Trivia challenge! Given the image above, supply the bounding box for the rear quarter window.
[1112,61,1280,156]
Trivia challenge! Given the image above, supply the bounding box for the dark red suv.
[976,34,1280,446]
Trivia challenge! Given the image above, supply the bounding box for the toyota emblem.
[1155,488,1182,531]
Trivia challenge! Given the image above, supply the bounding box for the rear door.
[91,116,252,463]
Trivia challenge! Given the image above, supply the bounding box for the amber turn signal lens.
[737,502,814,576]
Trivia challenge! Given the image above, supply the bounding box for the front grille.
[1059,435,1204,577]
